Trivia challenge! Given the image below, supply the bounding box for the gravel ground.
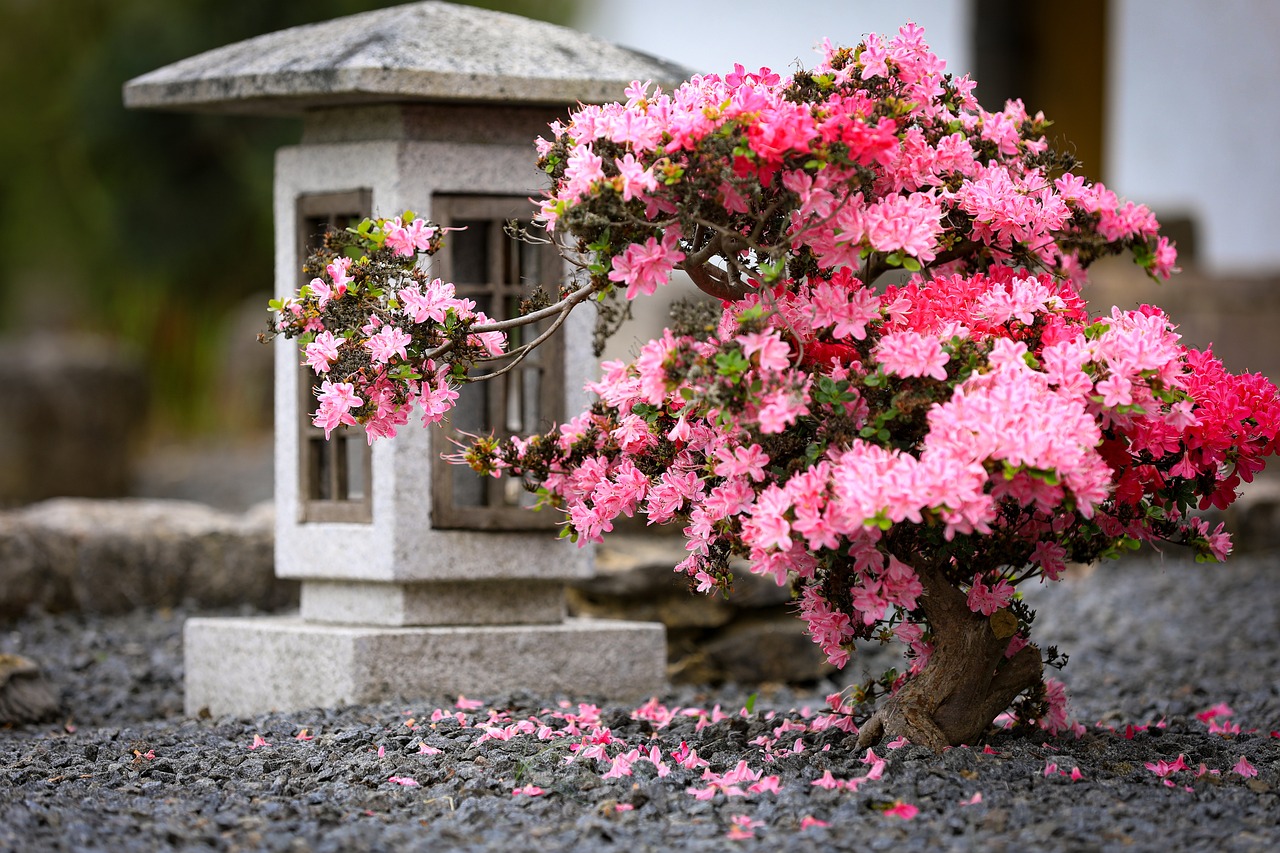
[2,553,1278,852]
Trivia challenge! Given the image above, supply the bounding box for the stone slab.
[184,615,667,717]
[0,498,290,619]
[123,1,694,115]
[299,579,566,626]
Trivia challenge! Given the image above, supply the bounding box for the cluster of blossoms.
[281,25,1278,748]
[271,214,504,442]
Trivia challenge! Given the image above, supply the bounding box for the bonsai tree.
[270,24,1279,751]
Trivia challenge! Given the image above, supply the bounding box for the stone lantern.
[124,1,687,716]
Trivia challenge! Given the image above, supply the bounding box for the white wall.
[1108,0,1280,275]
[575,0,973,79]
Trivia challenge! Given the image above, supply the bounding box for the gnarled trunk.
[856,564,1044,753]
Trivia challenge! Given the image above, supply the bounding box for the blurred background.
[2,0,1277,509]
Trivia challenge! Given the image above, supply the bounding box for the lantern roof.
[123,1,694,115]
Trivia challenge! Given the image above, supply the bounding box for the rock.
[0,498,293,619]
[700,614,836,684]
[574,536,832,684]
[0,334,148,506]
[0,653,60,724]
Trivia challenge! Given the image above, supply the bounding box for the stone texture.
[184,615,667,717]
[123,1,694,115]
[268,133,597,586]
[573,536,832,685]
[299,579,566,626]
[0,498,291,619]
[0,334,148,506]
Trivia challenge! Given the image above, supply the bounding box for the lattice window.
[296,190,374,524]
[429,195,564,530]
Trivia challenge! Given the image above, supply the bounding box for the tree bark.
[855,565,1045,753]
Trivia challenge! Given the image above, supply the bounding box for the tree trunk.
[855,565,1045,753]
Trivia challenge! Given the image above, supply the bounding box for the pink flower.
[1145,754,1189,778]
[748,776,781,794]
[875,331,949,380]
[755,388,809,434]
[1232,756,1258,778]
[455,695,485,711]
[313,380,363,438]
[388,776,419,787]
[399,278,457,324]
[615,152,659,201]
[1195,702,1234,723]
[607,231,686,299]
[966,573,1015,616]
[725,815,762,840]
[810,770,841,790]
[304,330,342,374]
[884,801,919,820]
[799,815,829,829]
[248,734,270,750]
[738,331,792,373]
[365,325,412,364]
[512,784,545,796]
[326,256,353,291]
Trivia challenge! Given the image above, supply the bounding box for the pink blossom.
[738,331,792,373]
[326,256,353,290]
[755,388,809,434]
[875,331,949,380]
[1144,754,1189,778]
[304,330,341,374]
[365,325,412,364]
[725,814,762,840]
[388,776,419,787]
[512,784,545,796]
[615,152,659,201]
[884,802,919,820]
[607,231,686,299]
[748,776,781,794]
[312,380,362,439]
[966,573,1015,616]
[810,770,841,790]
[399,278,457,324]
[1195,702,1234,723]
[714,444,769,482]
[1232,756,1258,778]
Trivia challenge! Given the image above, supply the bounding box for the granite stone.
[184,615,667,716]
[122,0,695,116]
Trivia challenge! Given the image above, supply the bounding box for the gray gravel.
[2,553,1278,852]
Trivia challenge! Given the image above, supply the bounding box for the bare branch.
[469,281,596,333]
[682,261,756,301]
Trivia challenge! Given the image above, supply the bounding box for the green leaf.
[714,349,751,381]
